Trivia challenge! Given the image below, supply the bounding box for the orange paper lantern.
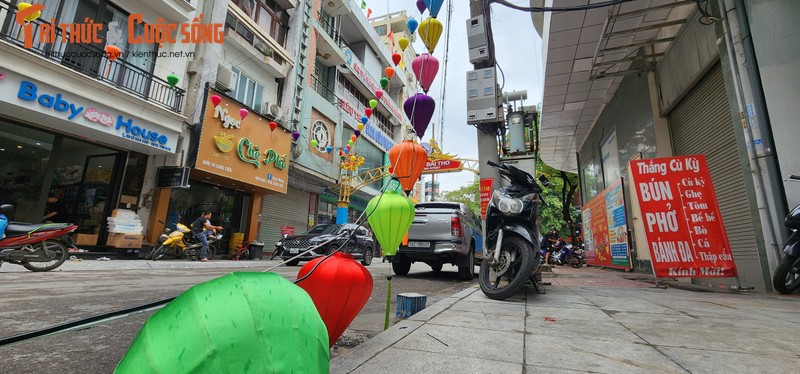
[388,140,427,193]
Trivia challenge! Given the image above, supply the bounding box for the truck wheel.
[392,255,411,276]
[458,248,475,280]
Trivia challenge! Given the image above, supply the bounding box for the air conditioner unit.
[261,101,282,117]
[215,65,237,92]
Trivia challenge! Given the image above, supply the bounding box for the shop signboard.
[342,48,405,122]
[155,166,190,189]
[196,89,291,193]
[629,155,738,278]
[580,178,632,269]
[339,98,395,151]
[480,178,494,219]
[0,70,178,153]
[423,159,462,173]
[280,226,295,236]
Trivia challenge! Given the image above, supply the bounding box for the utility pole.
[469,0,502,188]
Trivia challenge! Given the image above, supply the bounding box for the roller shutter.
[669,62,762,288]
[259,187,311,249]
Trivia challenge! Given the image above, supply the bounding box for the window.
[231,66,265,113]
[232,0,290,46]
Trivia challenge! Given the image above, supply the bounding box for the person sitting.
[191,211,223,262]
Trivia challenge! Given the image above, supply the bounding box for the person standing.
[541,227,559,265]
[191,211,223,262]
[42,194,68,223]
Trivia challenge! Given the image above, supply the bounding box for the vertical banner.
[479,178,494,219]
[581,178,632,269]
[629,155,738,278]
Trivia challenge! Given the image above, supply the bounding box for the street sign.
[155,167,190,189]
[422,159,462,173]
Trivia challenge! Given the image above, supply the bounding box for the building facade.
[536,0,799,291]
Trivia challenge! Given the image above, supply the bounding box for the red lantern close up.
[388,140,428,193]
[296,253,373,347]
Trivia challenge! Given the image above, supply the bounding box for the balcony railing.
[225,12,285,66]
[316,10,351,51]
[0,0,185,113]
[311,75,337,105]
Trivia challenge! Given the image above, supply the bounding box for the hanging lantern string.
[437,0,453,148]
[290,177,403,283]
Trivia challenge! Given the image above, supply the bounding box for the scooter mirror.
[283,233,289,239]
[538,175,551,187]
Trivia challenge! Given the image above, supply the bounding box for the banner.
[422,159,462,174]
[479,178,494,219]
[629,155,738,278]
[581,178,632,269]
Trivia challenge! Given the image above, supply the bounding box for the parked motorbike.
[479,161,548,300]
[541,240,584,268]
[772,175,800,294]
[148,223,221,261]
[0,204,76,272]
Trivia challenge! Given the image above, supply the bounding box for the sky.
[367,0,545,192]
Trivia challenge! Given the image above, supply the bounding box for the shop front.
[0,69,179,248]
[148,87,291,251]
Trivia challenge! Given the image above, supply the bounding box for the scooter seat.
[5,222,72,236]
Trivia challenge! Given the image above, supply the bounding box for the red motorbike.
[0,205,77,272]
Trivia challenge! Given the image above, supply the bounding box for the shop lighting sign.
[10,78,176,152]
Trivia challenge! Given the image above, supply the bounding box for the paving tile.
[394,323,525,364]
[658,346,800,374]
[348,347,522,374]
[526,318,645,344]
[526,335,688,374]
[525,365,593,373]
[427,309,524,333]
[527,305,615,322]
[449,298,528,316]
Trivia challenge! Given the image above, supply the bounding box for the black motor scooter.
[772,175,800,294]
[479,160,548,300]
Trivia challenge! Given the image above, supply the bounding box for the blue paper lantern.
[407,19,419,34]
[326,145,333,154]
[424,0,444,18]
[361,116,368,124]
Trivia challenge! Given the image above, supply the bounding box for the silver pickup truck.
[393,202,483,280]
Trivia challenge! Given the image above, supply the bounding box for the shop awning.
[536,0,696,172]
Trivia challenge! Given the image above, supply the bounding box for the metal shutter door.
[669,62,761,288]
[258,188,310,249]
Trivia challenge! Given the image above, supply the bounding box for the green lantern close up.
[115,272,329,374]
[365,189,415,257]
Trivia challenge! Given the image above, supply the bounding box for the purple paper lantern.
[403,93,435,139]
[416,0,426,14]
[354,130,361,137]
[292,131,300,141]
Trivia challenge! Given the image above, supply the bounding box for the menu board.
[581,178,631,269]
[629,155,738,278]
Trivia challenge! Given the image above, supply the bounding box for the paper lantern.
[351,135,357,142]
[311,139,318,148]
[17,2,41,22]
[343,148,349,154]
[166,74,179,87]
[354,130,361,137]
[385,67,395,79]
[407,18,419,34]
[210,94,221,107]
[392,53,402,66]
[269,121,278,132]
[104,45,122,61]
[297,253,373,347]
[361,116,368,124]
[365,108,372,118]
[366,190,415,257]
[424,0,445,18]
[398,37,409,51]
[403,93,436,139]
[418,17,443,54]
[292,131,300,141]
[348,140,354,146]
[416,0,426,14]
[369,99,378,109]
[380,77,389,89]
[388,140,428,193]
[340,155,346,161]
[326,145,333,154]
[115,272,329,373]
[358,123,365,131]
[412,54,439,93]
[239,108,248,120]
[375,90,384,100]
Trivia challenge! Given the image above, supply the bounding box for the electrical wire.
[497,61,506,91]
[437,0,454,147]
[489,0,640,12]
[695,0,719,25]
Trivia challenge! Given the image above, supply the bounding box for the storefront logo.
[213,105,241,129]
[237,137,288,170]
[116,117,169,145]
[213,132,234,153]
[17,80,83,119]
[83,108,114,126]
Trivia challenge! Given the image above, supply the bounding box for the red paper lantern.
[297,253,373,347]
[389,140,428,193]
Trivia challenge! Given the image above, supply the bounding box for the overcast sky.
[368,0,545,192]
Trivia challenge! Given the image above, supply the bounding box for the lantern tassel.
[384,275,392,331]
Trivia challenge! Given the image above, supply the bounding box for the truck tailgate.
[406,208,455,244]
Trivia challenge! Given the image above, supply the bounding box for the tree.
[536,160,580,243]
[441,178,480,218]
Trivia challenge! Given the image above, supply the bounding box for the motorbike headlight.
[492,191,536,215]
[276,240,283,247]
[159,234,168,241]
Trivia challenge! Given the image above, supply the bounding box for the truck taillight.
[451,217,463,237]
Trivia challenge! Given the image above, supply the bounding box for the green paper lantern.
[311,139,319,148]
[380,77,389,89]
[348,139,354,146]
[166,74,179,87]
[369,99,378,109]
[115,272,329,373]
[365,190,415,256]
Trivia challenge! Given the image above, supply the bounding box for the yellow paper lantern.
[418,17,443,54]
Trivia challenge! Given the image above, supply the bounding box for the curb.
[330,287,479,373]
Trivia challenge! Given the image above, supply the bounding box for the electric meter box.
[466,67,499,124]
[467,15,489,64]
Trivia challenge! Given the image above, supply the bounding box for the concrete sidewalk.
[331,269,800,373]
[0,258,281,272]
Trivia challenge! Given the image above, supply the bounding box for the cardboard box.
[106,233,144,248]
[74,234,98,246]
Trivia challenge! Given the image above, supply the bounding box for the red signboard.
[629,155,738,278]
[423,159,462,173]
[480,178,494,219]
[280,226,295,236]
[581,178,632,269]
